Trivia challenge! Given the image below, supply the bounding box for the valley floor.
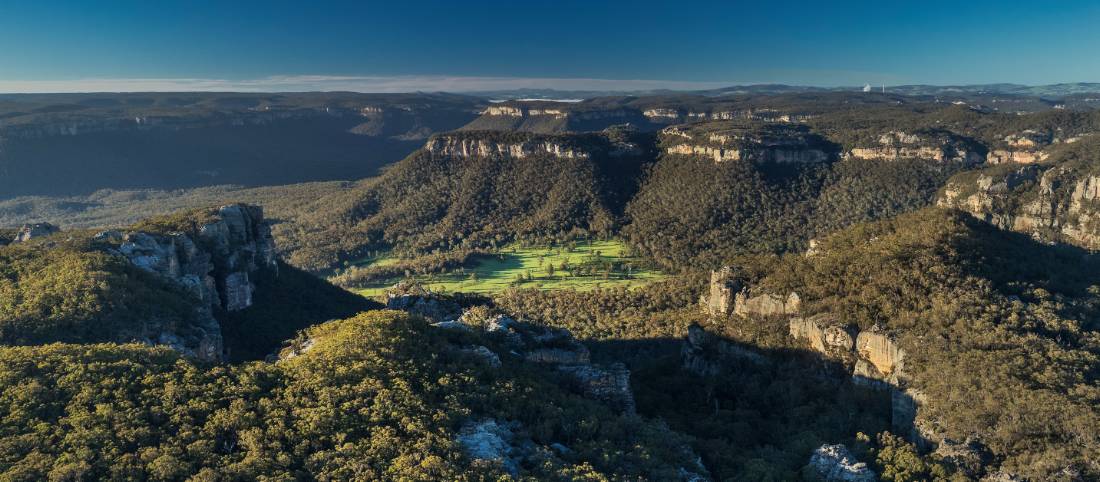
[351,240,666,298]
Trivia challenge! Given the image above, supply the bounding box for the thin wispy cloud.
[0,75,732,94]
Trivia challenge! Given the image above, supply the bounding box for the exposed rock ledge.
[96,204,278,361]
[425,134,590,160]
[701,267,925,443]
[661,124,833,164]
[939,165,1100,249]
[846,130,985,164]
[702,268,801,317]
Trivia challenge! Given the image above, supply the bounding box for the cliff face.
[644,108,813,124]
[939,162,1100,249]
[661,123,835,164]
[702,269,918,439]
[846,130,985,164]
[96,204,279,360]
[986,130,1054,165]
[424,134,591,160]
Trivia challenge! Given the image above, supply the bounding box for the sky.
[0,0,1098,93]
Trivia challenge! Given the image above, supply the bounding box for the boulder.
[456,419,521,474]
[805,444,876,482]
[14,222,60,243]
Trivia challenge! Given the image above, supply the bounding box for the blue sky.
[0,0,1098,92]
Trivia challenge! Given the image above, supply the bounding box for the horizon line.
[0,75,1098,95]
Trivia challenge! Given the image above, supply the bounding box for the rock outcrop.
[456,419,525,474]
[939,163,1100,249]
[425,134,591,160]
[987,130,1052,164]
[734,291,801,317]
[847,130,985,164]
[702,267,739,316]
[96,203,279,361]
[854,326,906,383]
[789,314,856,358]
[701,267,800,317]
[805,444,876,482]
[13,222,60,242]
[662,123,834,164]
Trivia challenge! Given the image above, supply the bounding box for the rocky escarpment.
[423,130,647,162]
[701,268,924,443]
[986,130,1053,165]
[846,130,985,164]
[644,108,813,124]
[702,267,802,317]
[662,123,835,164]
[424,134,591,160]
[94,204,279,360]
[938,161,1100,249]
[481,104,636,122]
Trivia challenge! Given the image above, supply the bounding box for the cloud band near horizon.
[0,75,734,94]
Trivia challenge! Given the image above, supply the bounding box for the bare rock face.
[702,267,801,318]
[734,291,801,317]
[459,345,502,368]
[456,419,523,474]
[942,163,1100,249]
[662,123,834,164]
[789,314,856,357]
[805,444,876,482]
[99,203,279,361]
[13,222,60,243]
[987,130,1052,165]
[847,130,985,164]
[425,134,590,160]
[703,267,739,316]
[934,437,991,477]
[854,326,906,383]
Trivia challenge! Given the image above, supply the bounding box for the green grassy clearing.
[350,240,666,298]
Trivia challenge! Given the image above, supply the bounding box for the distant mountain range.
[474,82,1100,101]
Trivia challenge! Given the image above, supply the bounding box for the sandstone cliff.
[424,134,592,160]
[846,130,985,164]
[938,157,1100,249]
[661,122,835,164]
[94,204,279,360]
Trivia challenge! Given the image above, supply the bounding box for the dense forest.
[3,91,1100,480]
